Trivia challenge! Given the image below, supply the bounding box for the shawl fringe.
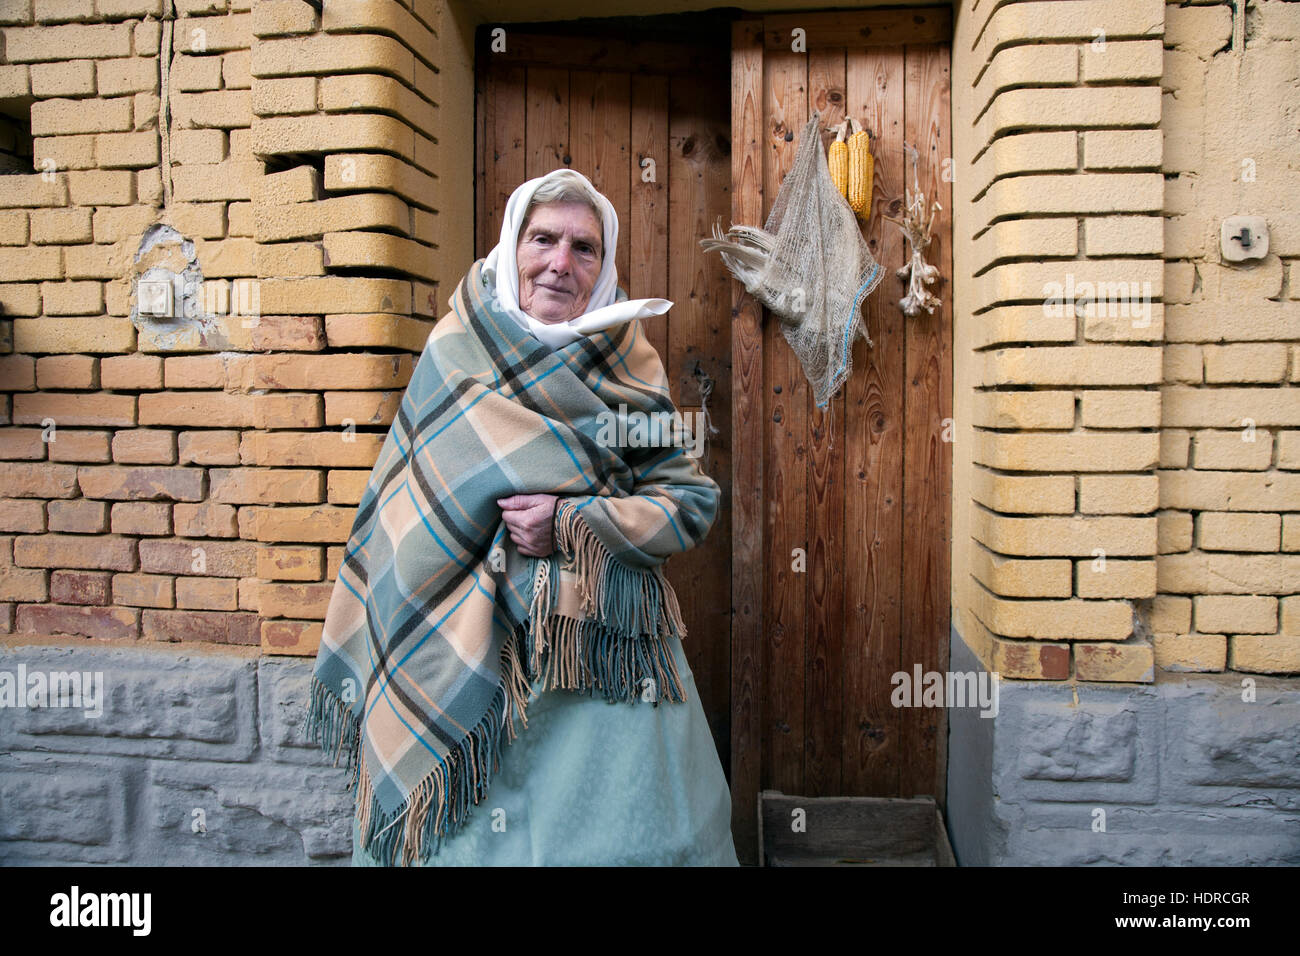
[306,505,688,867]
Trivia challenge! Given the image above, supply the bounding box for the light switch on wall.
[137,278,174,316]
[1221,216,1269,263]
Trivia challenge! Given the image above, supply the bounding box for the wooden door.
[473,19,735,764]
[729,9,954,862]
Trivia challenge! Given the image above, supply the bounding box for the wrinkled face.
[516,201,603,323]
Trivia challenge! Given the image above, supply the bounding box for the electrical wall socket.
[137,278,174,317]
[1221,216,1269,263]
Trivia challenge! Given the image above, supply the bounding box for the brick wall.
[0,0,469,656]
[951,0,1299,681]
[952,0,1170,681]
[1151,0,1300,674]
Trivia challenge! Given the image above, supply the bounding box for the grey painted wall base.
[946,624,1300,865]
[0,641,353,865]
[5,633,1298,865]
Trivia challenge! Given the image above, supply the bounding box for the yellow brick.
[1082,215,1163,257]
[322,0,435,64]
[326,468,369,505]
[172,53,223,92]
[1075,557,1156,598]
[1166,4,1233,57]
[1074,641,1154,682]
[257,277,411,314]
[223,51,251,89]
[94,131,159,169]
[1202,344,1289,384]
[252,165,319,206]
[1146,594,1192,632]
[95,58,159,96]
[5,23,132,61]
[979,173,1162,226]
[978,261,1163,317]
[30,59,95,97]
[973,587,1134,640]
[319,72,435,134]
[252,352,411,390]
[1078,390,1160,429]
[323,153,437,211]
[192,237,255,277]
[0,284,41,317]
[168,201,227,238]
[251,76,317,116]
[1198,512,1281,552]
[1160,470,1300,512]
[252,113,416,164]
[1159,553,1300,594]
[171,160,264,203]
[170,90,252,130]
[171,128,227,166]
[171,12,252,53]
[40,281,103,315]
[976,87,1160,145]
[1082,130,1163,170]
[1157,510,1192,553]
[14,317,134,353]
[0,247,62,280]
[1153,633,1227,672]
[254,193,408,242]
[1280,431,1300,470]
[250,504,356,543]
[253,241,324,277]
[974,510,1155,556]
[0,211,29,245]
[1159,429,1190,468]
[252,33,413,81]
[101,353,162,390]
[321,231,433,280]
[175,575,239,610]
[0,171,72,209]
[66,169,134,206]
[322,313,432,351]
[974,430,1159,472]
[1196,595,1277,634]
[0,64,30,98]
[1229,635,1300,674]
[253,0,318,36]
[1191,429,1273,470]
[1162,344,1202,384]
[971,543,1071,598]
[981,346,1162,387]
[1283,596,1300,634]
[30,207,92,244]
[323,389,402,427]
[1081,38,1162,82]
[973,44,1078,118]
[31,97,132,137]
[1078,474,1158,514]
[1161,386,1300,428]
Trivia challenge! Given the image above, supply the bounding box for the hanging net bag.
[700,110,884,409]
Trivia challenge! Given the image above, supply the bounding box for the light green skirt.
[351,631,740,866]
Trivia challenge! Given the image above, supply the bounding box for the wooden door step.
[758,791,956,867]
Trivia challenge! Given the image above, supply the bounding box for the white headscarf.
[480,168,672,350]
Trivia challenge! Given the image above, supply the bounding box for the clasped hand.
[496,493,559,557]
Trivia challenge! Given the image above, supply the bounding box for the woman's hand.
[496,493,559,557]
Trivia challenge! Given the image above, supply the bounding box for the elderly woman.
[308,168,738,867]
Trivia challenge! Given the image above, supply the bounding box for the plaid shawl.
[307,257,720,866]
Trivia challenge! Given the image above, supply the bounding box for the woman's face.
[516,201,603,323]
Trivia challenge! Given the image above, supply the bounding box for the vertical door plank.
[762,48,808,796]
[630,73,670,362]
[901,44,952,799]
[480,65,526,259]
[804,48,847,797]
[526,67,568,180]
[843,47,907,796]
[570,70,632,289]
[728,16,765,866]
[666,69,733,764]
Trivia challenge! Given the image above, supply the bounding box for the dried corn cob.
[847,117,873,221]
[829,121,849,200]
